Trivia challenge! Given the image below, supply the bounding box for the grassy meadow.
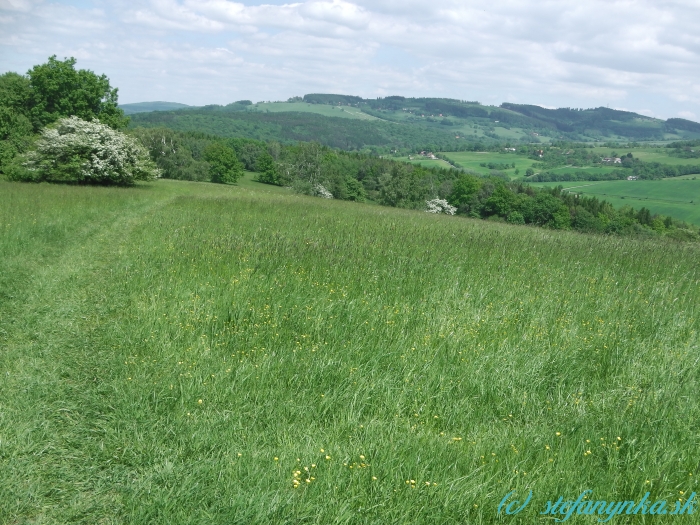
[530,179,700,225]
[1,177,699,523]
[434,151,532,178]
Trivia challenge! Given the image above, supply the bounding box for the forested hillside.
[501,103,700,139]
[129,108,466,152]
[128,94,700,152]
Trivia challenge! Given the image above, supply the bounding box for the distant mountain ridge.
[299,94,700,138]
[127,94,700,150]
[120,101,191,115]
[500,103,700,136]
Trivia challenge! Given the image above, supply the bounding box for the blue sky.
[1,0,699,121]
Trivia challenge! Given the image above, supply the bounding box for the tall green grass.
[1,179,698,523]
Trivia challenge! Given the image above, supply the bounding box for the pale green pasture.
[252,102,380,121]
[439,151,534,177]
[491,126,528,140]
[530,179,700,224]
[530,181,613,190]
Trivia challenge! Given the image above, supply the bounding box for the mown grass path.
[1,179,698,524]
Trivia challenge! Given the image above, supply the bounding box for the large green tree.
[483,182,517,217]
[448,172,482,212]
[378,164,430,208]
[0,72,31,114]
[0,107,32,170]
[26,56,128,131]
[0,73,33,170]
[204,142,243,183]
[255,152,280,185]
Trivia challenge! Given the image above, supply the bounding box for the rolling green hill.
[129,108,466,151]
[1,177,698,523]
[247,101,381,121]
[333,96,700,142]
[128,94,700,153]
[500,103,700,141]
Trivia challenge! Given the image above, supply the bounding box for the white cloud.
[0,0,699,120]
[0,0,41,12]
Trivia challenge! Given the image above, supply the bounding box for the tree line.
[527,161,700,182]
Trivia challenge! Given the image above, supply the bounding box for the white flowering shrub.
[425,198,457,215]
[9,116,160,185]
[313,184,334,199]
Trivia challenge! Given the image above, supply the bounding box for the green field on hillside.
[437,147,700,180]
[253,102,380,121]
[437,151,533,178]
[530,179,700,225]
[436,151,621,179]
[1,178,698,523]
[487,126,532,141]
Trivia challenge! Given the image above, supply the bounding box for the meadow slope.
[0,179,698,524]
